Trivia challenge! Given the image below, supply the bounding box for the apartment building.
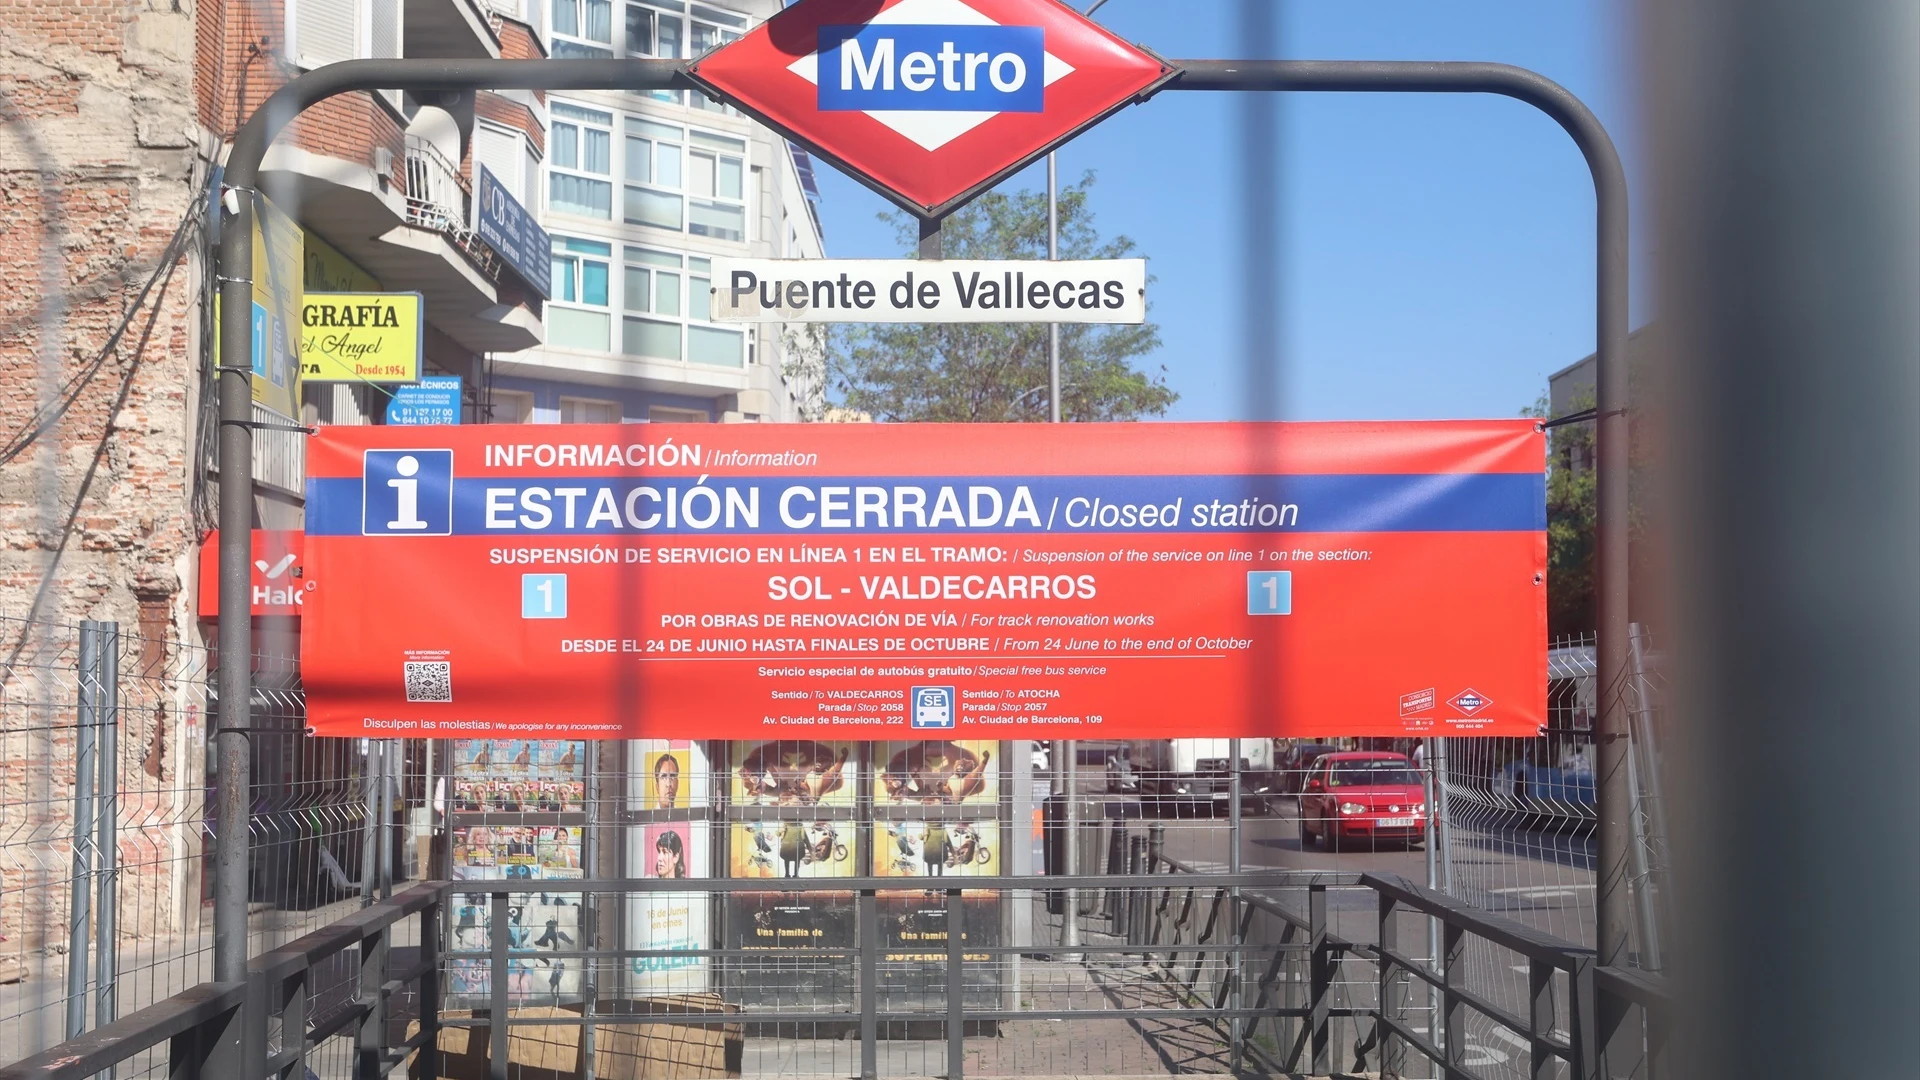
[0,0,823,953]
[487,0,828,426]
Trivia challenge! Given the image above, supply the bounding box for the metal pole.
[1227,738,1243,1069]
[67,621,102,1040]
[1164,55,1631,963]
[213,181,253,993]
[1624,722,1660,971]
[380,741,395,901]
[359,742,379,907]
[946,887,964,1080]
[1651,8,1919,1079]
[1061,745,1078,956]
[1431,738,1454,895]
[1046,152,1061,423]
[94,622,120,1069]
[1628,622,1670,966]
[1423,737,1440,1067]
[855,743,877,1080]
[581,741,599,1080]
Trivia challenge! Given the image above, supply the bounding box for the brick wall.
[0,0,204,946]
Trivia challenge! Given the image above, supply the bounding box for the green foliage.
[1526,392,1598,637]
[826,173,1175,422]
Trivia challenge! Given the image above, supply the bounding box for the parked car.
[1278,742,1340,794]
[1105,745,1140,793]
[1298,752,1428,852]
[1115,739,1277,816]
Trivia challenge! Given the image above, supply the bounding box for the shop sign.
[197,529,307,617]
[301,292,422,383]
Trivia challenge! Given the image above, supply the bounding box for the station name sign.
[710,258,1145,323]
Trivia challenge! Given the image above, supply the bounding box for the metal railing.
[401,134,505,281]
[0,869,1669,1080]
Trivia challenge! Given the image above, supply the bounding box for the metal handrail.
[3,871,1668,1080]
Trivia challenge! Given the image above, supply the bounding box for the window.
[686,131,746,241]
[550,238,742,367]
[488,389,536,424]
[550,103,613,220]
[622,117,685,230]
[559,396,622,423]
[649,406,710,423]
[289,0,401,72]
[552,0,614,57]
[550,236,613,350]
[610,113,746,242]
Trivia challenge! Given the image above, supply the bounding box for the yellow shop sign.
[301,292,423,383]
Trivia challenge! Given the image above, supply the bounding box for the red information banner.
[301,422,1546,739]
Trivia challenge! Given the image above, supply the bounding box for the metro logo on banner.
[689,0,1173,216]
[300,422,1548,741]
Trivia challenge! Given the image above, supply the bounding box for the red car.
[1298,752,1428,852]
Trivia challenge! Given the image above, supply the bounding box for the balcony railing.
[402,134,506,281]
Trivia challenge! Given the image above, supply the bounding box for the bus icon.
[911,686,955,729]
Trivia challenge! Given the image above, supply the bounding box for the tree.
[824,173,1175,422]
[1526,393,1597,637]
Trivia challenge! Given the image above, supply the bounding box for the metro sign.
[689,0,1173,217]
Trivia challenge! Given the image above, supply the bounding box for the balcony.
[404,0,502,59]
[261,122,542,357]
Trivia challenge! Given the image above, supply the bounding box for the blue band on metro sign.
[818,24,1046,112]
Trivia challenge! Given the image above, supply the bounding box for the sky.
[806,1,1649,422]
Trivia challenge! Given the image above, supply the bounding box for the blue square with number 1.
[522,574,568,619]
[1247,571,1292,615]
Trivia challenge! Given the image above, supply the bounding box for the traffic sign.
[688,0,1174,218]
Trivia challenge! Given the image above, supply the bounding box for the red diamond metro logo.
[1448,689,1493,717]
[688,0,1173,217]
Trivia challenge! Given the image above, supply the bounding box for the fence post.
[67,620,103,1040]
[94,620,120,1072]
[420,894,442,1080]
[1378,892,1404,1079]
[1528,958,1554,1080]
[1228,738,1244,1071]
[1121,834,1136,941]
[1309,882,1330,1076]
[581,742,599,1080]
[946,886,964,1080]
[1568,954,1598,1080]
[360,744,381,906]
[859,886,878,1080]
[356,918,389,1079]
[489,892,510,1080]
[1441,921,1465,1075]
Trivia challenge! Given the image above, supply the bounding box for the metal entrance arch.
[211,48,1629,1067]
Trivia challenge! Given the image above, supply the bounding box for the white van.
[1107,738,1277,815]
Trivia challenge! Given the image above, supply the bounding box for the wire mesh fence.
[0,614,432,1077]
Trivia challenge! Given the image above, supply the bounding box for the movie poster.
[876,820,999,879]
[627,821,710,994]
[729,821,857,880]
[724,892,857,1009]
[729,740,856,808]
[628,740,710,810]
[876,740,998,808]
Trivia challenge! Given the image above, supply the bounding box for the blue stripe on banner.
[307,474,1545,537]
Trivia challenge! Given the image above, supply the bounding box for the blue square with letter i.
[362,449,454,536]
[911,686,955,729]
[1247,571,1292,615]
[522,574,568,619]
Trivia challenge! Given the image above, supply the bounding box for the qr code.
[404,661,452,703]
